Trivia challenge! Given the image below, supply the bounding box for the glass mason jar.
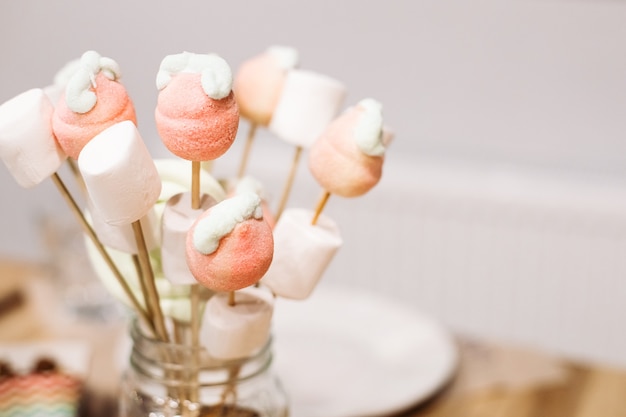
[119,320,289,417]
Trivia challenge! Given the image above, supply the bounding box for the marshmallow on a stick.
[155,52,239,161]
[52,51,137,159]
[78,121,161,226]
[269,69,346,149]
[161,192,217,285]
[234,46,298,126]
[262,208,342,300]
[309,98,386,197]
[78,120,167,341]
[186,192,274,292]
[200,287,274,360]
[0,89,150,329]
[0,88,66,188]
[268,69,346,220]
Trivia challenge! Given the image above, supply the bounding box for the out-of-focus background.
[1,0,626,367]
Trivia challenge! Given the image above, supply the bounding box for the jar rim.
[128,318,274,387]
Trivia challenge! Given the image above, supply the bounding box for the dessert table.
[1,258,625,417]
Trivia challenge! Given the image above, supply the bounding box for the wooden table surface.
[401,340,626,417]
[1,258,626,417]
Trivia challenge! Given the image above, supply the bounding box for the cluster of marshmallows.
[0,47,391,361]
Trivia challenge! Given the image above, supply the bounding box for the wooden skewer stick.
[190,160,202,404]
[50,173,153,332]
[228,291,236,307]
[189,285,200,403]
[237,123,258,179]
[131,254,155,325]
[275,146,303,222]
[191,161,201,210]
[131,220,169,342]
[311,190,331,226]
[219,364,242,411]
[171,320,189,401]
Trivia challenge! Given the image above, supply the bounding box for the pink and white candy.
[52,51,137,159]
[186,192,274,292]
[309,98,387,197]
[155,52,239,161]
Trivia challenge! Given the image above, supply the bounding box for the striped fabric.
[0,373,81,417]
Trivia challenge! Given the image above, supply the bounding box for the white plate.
[272,284,458,417]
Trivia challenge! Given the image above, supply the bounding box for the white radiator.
[310,154,626,368]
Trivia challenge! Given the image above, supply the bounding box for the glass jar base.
[124,389,265,417]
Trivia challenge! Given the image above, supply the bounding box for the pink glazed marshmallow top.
[234,46,298,126]
[186,192,274,292]
[155,52,239,161]
[308,98,386,197]
[52,52,136,159]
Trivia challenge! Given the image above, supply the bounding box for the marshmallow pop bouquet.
[0,48,391,416]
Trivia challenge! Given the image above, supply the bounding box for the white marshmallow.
[78,120,161,226]
[201,287,274,360]
[262,208,342,300]
[89,204,160,254]
[0,89,66,188]
[161,192,217,285]
[269,70,346,148]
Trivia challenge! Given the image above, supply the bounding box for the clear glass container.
[119,321,289,417]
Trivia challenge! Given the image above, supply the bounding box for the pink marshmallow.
[186,194,274,292]
[309,100,386,197]
[155,73,239,161]
[234,46,297,126]
[52,73,137,159]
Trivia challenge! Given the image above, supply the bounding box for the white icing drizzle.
[192,192,263,255]
[64,51,122,114]
[354,98,385,157]
[156,52,233,100]
[267,46,299,70]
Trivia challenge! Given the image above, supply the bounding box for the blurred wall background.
[1,0,626,366]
